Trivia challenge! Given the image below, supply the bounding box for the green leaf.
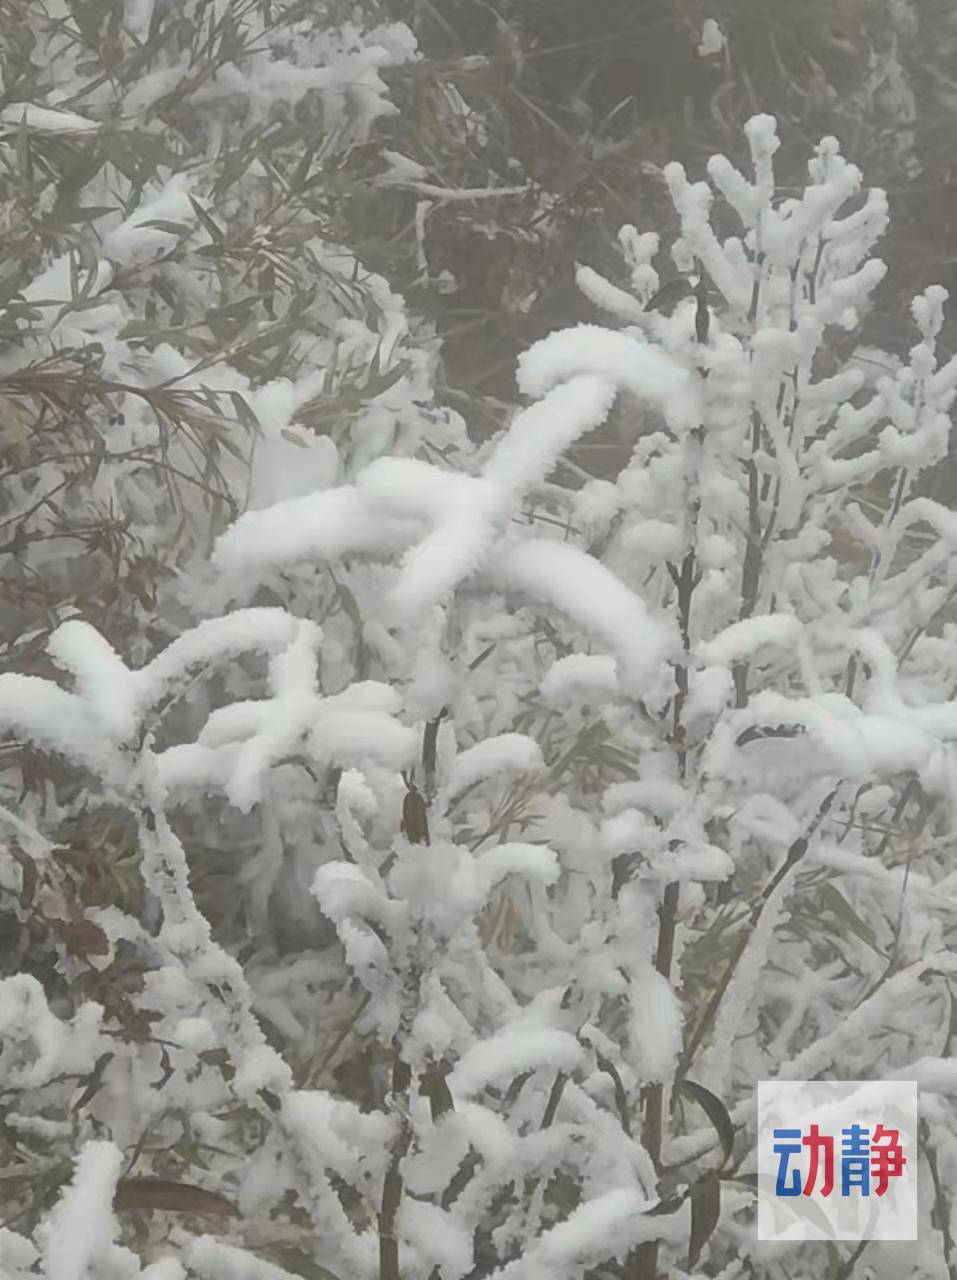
[214,430,246,461]
[688,1173,721,1268]
[646,1193,686,1216]
[675,1078,735,1169]
[291,143,318,193]
[262,1247,343,1280]
[329,575,363,630]
[136,218,193,236]
[113,1177,239,1220]
[363,360,409,398]
[259,260,276,317]
[817,881,884,955]
[644,276,692,313]
[229,391,260,430]
[189,195,224,245]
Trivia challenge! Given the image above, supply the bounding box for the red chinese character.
[802,1124,835,1197]
[870,1124,906,1196]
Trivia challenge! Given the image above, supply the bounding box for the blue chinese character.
[841,1123,871,1196]
[773,1128,803,1196]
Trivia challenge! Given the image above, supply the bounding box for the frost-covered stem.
[644,543,698,1147]
[921,1119,957,1280]
[748,251,765,324]
[499,1071,571,1266]
[676,787,838,1082]
[379,1047,413,1280]
[628,871,682,1276]
[379,963,421,1280]
[870,465,911,589]
[632,450,703,1280]
[422,709,446,801]
[833,1240,870,1280]
[309,991,372,1088]
[668,420,705,777]
[733,411,766,707]
[669,550,697,780]
[874,777,920,860]
[131,750,286,1105]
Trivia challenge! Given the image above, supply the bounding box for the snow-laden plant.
[6,114,957,1279]
[0,604,429,1274]
[0,0,464,1018]
[211,115,957,1278]
[0,0,449,676]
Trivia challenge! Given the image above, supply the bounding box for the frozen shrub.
[3,61,957,1280]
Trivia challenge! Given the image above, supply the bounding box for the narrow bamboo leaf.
[676,1078,735,1168]
[644,276,692,313]
[401,784,430,845]
[817,881,884,955]
[189,196,225,244]
[228,391,260,429]
[114,1177,239,1220]
[688,1174,721,1268]
[419,1068,455,1120]
[9,844,37,907]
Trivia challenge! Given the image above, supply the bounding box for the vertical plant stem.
[833,1239,869,1280]
[379,1047,413,1280]
[733,410,765,708]
[676,784,838,1083]
[631,530,699,1280]
[422,708,446,801]
[379,960,422,1280]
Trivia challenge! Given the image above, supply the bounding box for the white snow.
[46,621,137,742]
[102,175,196,267]
[517,325,698,432]
[696,613,802,666]
[449,1027,585,1099]
[39,1142,124,1280]
[487,1188,685,1280]
[399,1199,473,1280]
[0,103,98,131]
[541,654,620,705]
[628,969,684,1084]
[214,486,419,580]
[473,842,560,896]
[483,376,619,494]
[446,734,544,795]
[895,1057,957,1095]
[574,265,648,325]
[698,19,726,57]
[184,1236,328,1280]
[0,674,114,778]
[489,538,676,696]
[378,149,528,202]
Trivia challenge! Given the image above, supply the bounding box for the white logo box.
[756,1080,918,1241]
